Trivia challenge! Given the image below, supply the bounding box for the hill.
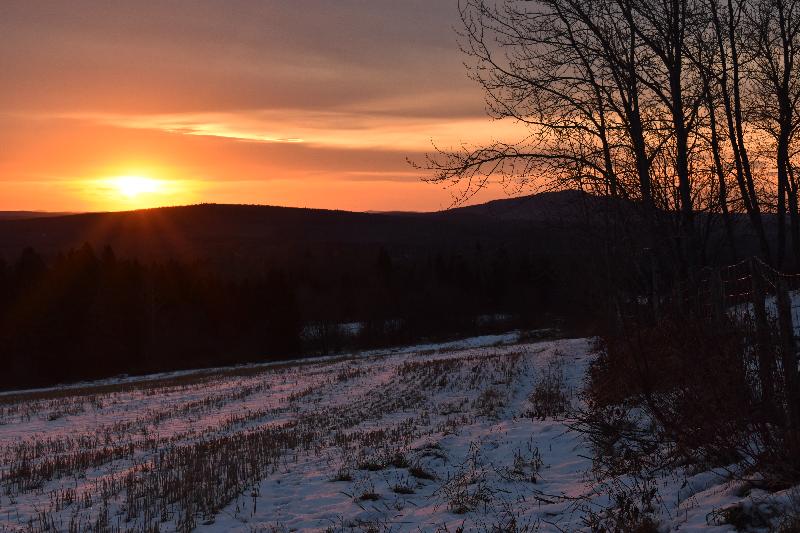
[0,191,596,265]
[432,189,599,222]
[0,190,606,390]
[0,211,75,220]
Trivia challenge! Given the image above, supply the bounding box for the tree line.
[0,241,588,389]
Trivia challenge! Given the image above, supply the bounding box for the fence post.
[647,248,659,322]
[672,276,683,316]
[711,268,724,325]
[776,277,799,431]
[750,258,776,411]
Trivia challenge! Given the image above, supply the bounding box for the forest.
[0,238,587,389]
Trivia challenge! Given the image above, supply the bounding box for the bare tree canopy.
[422,0,800,271]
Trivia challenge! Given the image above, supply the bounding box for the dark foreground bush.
[587,311,800,489]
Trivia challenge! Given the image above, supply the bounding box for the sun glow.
[87,173,197,211]
[112,176,162,198]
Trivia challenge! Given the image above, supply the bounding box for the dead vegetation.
[526,352,572,419]
[0,341,560,532]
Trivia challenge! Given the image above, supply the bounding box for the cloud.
[52,109,524,152]
[0,1,477,117]
[0,1,523,211]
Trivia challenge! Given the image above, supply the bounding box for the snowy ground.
[0,334,795,532]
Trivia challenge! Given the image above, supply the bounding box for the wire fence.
[607,256,800,485]
[637,256,800,327]
[644,257,800,431]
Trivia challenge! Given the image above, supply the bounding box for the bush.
[583,482,660,533]
[588,311,800,487]
[528,355,571,419]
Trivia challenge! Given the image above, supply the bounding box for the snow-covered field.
[0,334,795,532]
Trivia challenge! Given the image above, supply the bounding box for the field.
[0,334,794,532]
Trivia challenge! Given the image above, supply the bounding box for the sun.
[91,173,195,211]
[112,176,162,198]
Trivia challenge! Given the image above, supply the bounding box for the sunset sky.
[1,1,521,212]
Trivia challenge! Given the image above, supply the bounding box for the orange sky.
[0,1,522,212]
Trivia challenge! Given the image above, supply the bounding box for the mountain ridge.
[0,190,596,265]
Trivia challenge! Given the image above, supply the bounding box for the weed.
[409,463,437,481]
[391,475,416,495]
[777,488,800,532]
[330,467,353,482]
[357,459,385,472]
[388,453,409,469]
[528,355,571,419]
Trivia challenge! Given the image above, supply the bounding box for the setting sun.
[112,176,162,198]
[87,173,196,211]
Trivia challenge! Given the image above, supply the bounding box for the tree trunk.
[706,82,738,259]
[750,258,776,415]
[709,0,771,262]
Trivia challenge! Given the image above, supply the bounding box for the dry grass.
[526,353,572,419]
[0,343,542,532]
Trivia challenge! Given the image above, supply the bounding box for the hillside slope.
[0,192,595,263]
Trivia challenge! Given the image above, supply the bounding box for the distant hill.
[0,191,598,266]
[440,190,601,222]
[0,211,75,220]
[370,190,599,222]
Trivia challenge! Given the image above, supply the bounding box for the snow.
[728,288,800,336]
[0,333,796,532]
[0,331,523,400]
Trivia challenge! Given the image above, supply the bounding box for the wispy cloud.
[59,110,526,152]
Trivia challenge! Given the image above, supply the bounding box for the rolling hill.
[0,191,596,265]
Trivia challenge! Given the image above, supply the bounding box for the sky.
[0,1,519,212]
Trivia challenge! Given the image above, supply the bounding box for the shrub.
[528,356,571,419]
[408,463,437,481]
[587,309,800,488]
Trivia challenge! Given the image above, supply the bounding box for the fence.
[646,257,800,434]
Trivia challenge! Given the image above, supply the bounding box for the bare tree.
[423,0,710,268]
[745,0,800,267]
[693,26,738,257]
[707,0,773,261]
[421,0,800,276]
